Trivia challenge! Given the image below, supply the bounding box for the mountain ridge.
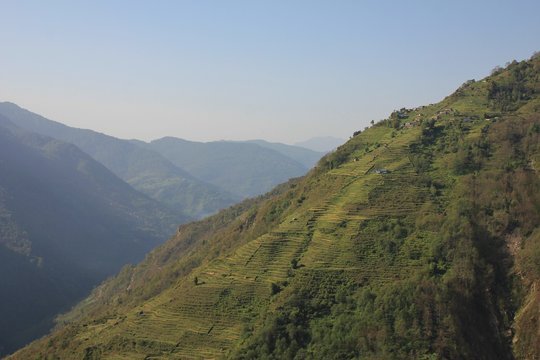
[0,118,180,356]
[294,136,345,152]
[0,102,237,219]
[144,136,312,198]
[9,54,540,359]
[243,139,324,169]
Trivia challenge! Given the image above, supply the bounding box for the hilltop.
[9,54,540,359]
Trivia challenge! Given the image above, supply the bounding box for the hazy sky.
[1,1,539,144]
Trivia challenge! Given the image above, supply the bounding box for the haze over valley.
[0,102,327,355]
[1,1,540,359]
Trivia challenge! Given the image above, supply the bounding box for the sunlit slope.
[10,111,436,358]
[11,54,540,359]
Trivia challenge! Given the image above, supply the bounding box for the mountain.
[144,137,310,198]
[244,139,324,169]
[294,136,345,152]
[0,117,180,356]
[9,54,540,359]
[0,103,238,219]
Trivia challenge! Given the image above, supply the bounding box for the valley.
[8,54,540,359]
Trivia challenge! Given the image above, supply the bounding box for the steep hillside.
[0,103,238,219]
[146,137,309,198]
[0,118,178,356]
[10,54,540,359]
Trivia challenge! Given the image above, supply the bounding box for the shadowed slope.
[0,103,238,219]
[10,54,540,359]
[0,117,181,356]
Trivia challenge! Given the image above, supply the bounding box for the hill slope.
[0,117,182,356]
[145,137,310,199]
[10,54,540,359]
[0,103,238,219]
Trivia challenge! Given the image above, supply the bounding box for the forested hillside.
[9,54,540,359]
[145,137,311,198]
[0,118,178,356]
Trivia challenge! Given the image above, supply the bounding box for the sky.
[0,1,539,144]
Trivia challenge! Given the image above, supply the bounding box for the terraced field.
[10,54,540,360]
[23,104,473,360]
[8,118,441,360]
[24,123,436,359]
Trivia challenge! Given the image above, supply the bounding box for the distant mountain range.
[0,115,179,355]
[0,102,326,356]
[244,139,324,168]
[141,137,322,199]
[11,54,540,360]
[0,103,237,219]
[294,136,345,152]
[0,102,325,217]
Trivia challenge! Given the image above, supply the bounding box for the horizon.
[2,3,540,356]
[1,1,539,143]
[0,100,344,148]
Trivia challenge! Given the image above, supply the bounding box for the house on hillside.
[373,168,389,174]
[397,112,409,119]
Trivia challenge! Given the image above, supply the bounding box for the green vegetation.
[146,137,313,199]
[488,59,539,111]
[244,140,324,169]
[9,54,540,359]
[0,117,179,356]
